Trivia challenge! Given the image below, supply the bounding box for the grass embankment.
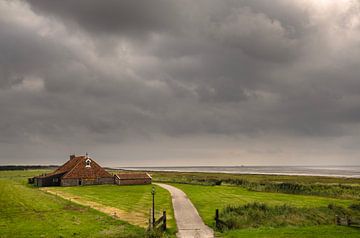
[152,171,360,199]
[0,170,145,238]
[47,184,176,234]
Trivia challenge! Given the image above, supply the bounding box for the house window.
[85,158,91,168]
[52,178,58,183]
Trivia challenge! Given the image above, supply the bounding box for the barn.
[114,173,152,185]
[32,155,114,187]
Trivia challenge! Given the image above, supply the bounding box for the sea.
[116,166,360,178]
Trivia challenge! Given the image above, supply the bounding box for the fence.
[335,215,360,227]
[149,210,167,231]
[214,209,226,231]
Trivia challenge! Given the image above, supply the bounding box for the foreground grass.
[222,225,360,238]
[171,183,356,225]
[0,173,145,238]
[48,184,176,234]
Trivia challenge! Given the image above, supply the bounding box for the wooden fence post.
[215,209,219,228]
[347,216,352,226]
[335,215,340,225]
[162,210,167,231]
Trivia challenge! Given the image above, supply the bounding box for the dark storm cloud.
[1,0,360,165]
[26,0,182,36]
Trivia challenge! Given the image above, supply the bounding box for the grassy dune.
[0,172,145,238]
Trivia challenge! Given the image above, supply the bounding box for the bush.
[216,202,356,231]
[145,229,163,238]
[349,203,360,211]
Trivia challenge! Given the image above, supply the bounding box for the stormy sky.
[1,0,360,166]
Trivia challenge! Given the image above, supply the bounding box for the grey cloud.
[26,0,182,37]
[209,7,298,62]
[0,0,360,165]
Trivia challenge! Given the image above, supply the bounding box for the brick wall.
[61,177,114,186]
[115,177,152,185]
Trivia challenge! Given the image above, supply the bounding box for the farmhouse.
[31,154,153,187]
[115,173,152,185]
[32,155,114,187]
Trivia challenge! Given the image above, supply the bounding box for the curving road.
[155,183,214,238]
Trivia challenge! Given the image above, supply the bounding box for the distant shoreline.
[0,165,59,171]
[116,166,360,178]
[1,165,359,178]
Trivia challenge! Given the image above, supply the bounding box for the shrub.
[216,202,355,231]
[349,203,360,211]
[145,229,163,238]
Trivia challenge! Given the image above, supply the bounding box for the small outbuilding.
[114,173,152,185]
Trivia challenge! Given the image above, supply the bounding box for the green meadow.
[151,171,360,185]
[0,170,145,238]
[1,169,360,238]
[170,183,356,224]
[152,171,360,199]
[48,183,177,233]
[169,183,360,237]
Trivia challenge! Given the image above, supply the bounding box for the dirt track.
[40,188,147,227]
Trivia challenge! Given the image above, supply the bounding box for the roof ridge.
[87,159,113,177]
[62,157,113,179]
[53,159,71,173]
[63,157,84,178]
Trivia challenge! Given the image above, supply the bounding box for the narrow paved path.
[155,183,214,238]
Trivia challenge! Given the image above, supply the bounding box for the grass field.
[0,169,52,181]
[151,171,360,185]
[47,183,177,233]
[0,171,145,238]
[2,169,360,238]
[151,171,360,200]
[169,183,360,238]
[171,183,356,224]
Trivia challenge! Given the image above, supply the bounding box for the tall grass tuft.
[216,202,359,231]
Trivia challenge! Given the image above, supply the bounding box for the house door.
[78,179,82,186]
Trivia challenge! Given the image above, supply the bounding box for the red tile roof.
[35,155,112,179]
[115,173,152,180]
[53,156,85,175]
[62,157,113,179]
